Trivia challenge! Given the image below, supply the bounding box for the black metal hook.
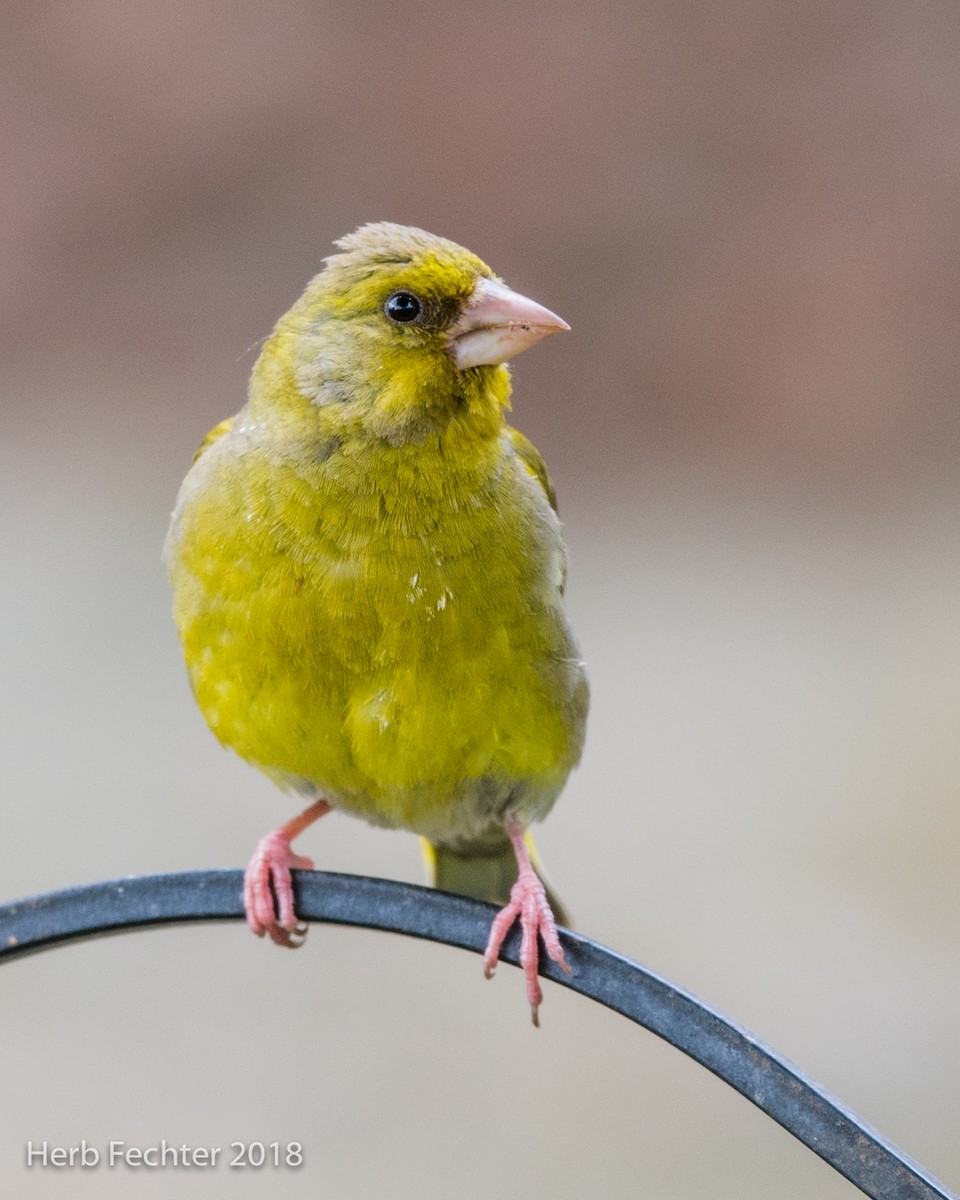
[0,869,954,1200]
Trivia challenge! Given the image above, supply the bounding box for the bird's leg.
[243,798,331,948]
[483,817,570,1026]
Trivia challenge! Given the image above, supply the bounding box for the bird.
[164,222,588,1023]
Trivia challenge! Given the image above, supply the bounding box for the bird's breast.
[167,429,585,827]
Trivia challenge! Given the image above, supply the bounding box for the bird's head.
[261,223,568,445]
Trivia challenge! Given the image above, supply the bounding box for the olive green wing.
[507,425,569,595]
[507,426,558,513]
[193,416,235,463]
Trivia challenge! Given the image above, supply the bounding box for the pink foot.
[483,821,570,1026]
[242,799,330,948]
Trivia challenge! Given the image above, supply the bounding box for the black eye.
[385,292,422,323]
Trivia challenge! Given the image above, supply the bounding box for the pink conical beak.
[447,277,570,370]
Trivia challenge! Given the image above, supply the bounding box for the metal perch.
[0,870,954,1200]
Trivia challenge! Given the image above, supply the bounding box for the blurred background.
[2,2,959,1197]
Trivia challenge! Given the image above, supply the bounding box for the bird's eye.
[384,292,422,324]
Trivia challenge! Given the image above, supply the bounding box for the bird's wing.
[193,416,235,463]
[506,426,558,514]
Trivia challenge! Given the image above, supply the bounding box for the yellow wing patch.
[507,426,558,513]
[193,417,235,463]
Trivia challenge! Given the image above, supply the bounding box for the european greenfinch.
[165,223,588,1022]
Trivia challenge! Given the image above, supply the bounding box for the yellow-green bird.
[165,223,588,1022]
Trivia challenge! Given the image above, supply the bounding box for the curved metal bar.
[0,870,954,1200]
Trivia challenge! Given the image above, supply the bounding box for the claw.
[241,799,330,946]
[482,819,569,1024]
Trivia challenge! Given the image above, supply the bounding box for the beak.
[447,277,570,370]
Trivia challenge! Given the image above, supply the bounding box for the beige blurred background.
[2,2,959,1197]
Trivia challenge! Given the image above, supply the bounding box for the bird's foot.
[242,799,330,948]
[483,863,570,1026]
[243,830,315,948]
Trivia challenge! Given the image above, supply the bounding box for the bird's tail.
[422,834,571,929]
